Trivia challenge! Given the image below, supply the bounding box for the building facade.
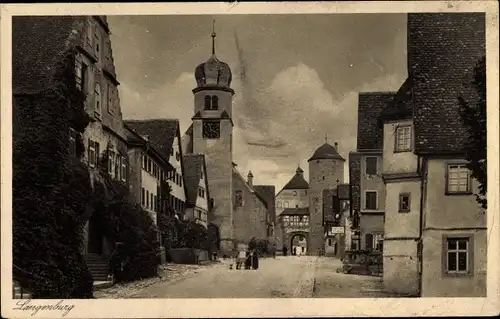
[323,184,351,257]
[349,92,395,252]
[181,30,273,253]
[232,167,269,245]
[409,13,487,297]
[373,13,487,297]
[275,167,310,251]
[13,16,129,282]
[125,119,188,219]
[183,154,211,228]
[308,142,345,255]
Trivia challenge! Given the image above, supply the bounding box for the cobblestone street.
[94,256,396,298]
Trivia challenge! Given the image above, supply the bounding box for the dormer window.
[204,95,219,110]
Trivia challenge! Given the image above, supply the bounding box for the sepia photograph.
[1,1,499,318]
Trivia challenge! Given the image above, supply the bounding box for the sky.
[108,14,409,191]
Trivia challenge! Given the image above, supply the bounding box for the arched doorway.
[290,233,308,256]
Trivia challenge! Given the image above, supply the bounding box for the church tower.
[192,21,235,252]
[308,138,345,255]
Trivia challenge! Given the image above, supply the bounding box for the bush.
[13,51,94,298]
[93,177,161,282]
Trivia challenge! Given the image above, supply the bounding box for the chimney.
[334,142,338,151]
[247,171,254,187]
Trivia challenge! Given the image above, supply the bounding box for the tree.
[13,52,94,298]
[459,56,487,210]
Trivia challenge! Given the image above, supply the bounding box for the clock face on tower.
[202,120,221,139]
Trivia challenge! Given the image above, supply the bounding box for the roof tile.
[13,16,85,95]
[308,143,345,162]
[408,13,485,154]
[124,119,180,162]
[357,92,396,150]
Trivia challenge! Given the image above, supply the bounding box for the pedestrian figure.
[252,250,259,270]
[245,250,252,269]
[283,246,288,256]
[236,249,246,270]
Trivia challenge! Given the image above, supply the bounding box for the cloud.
[231,63,405,190]
[119,72,195,133]
[119,61,405,192]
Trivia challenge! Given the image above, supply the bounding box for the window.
[121,156,127,182]
[141,188,145,206]
[395,125,411,152]
[175,151,180,161]
[399,193,411,212]
[107,84,114,115]
[86,19,92,46]
[81,63,88,95]
[293,191,297,196]
[365,191,377,210]
[211,96,219,109]
[204,95,219,110]
[115,154,120,178]
[88,139,99,168]
[107,150,114,175]
[284,202,289,208]
[146,190,150,209]
[235,190,243,208]
[94,83,101,117]
[296,204,299,208]
[94,29,100,57]
[445,237,470,274]
[204,95,211,109]
[447,164,471,194]
[365,157,378,175]
[199,187,205,198]
[151,193,154,211]
[277,201,282,208]
[75,59,82,90]
[374,234,384,252]
[202,121,221,139]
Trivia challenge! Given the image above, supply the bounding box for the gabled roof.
[308,143,345,162]
[254,185,276,222]
[282,172,309,190]
[124,119,180,162]
[125,124,173,170]
[232,166,267,206]
[182,154,208,206]
[280,208,309,216]
[357,92,396,150]
[13,16,84,95]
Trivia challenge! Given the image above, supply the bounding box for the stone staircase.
[86,253,111,281]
